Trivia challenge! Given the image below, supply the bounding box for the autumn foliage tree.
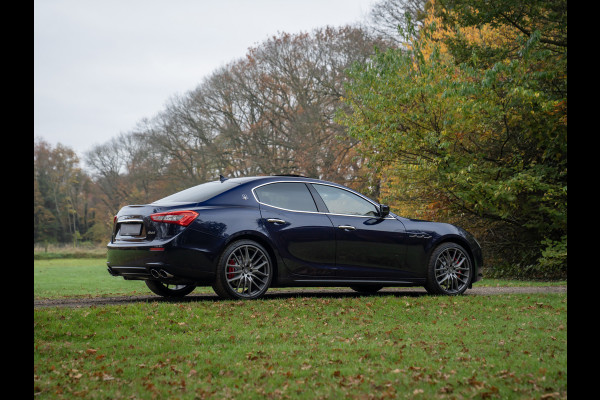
[339,0,566,277]
[34,138,97,245]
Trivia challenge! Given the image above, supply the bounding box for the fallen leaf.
[541,393,560,399]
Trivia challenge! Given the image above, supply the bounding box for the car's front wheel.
[212,239,273,300]
[424,242,473,295]
[145,280,196,298]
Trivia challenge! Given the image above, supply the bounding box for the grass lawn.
[34,293,567,399]
[34,258,148,299]
[34,258,567,399]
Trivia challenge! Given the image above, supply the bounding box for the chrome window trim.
[251,180,395,219]
[252,181,321,214]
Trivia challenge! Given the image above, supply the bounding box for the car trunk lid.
[112,204,197,243]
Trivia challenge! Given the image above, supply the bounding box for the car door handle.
[338,225,356,230]
[267,218,286,224]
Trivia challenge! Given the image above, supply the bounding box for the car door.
[309,183,410,279]
[253,182,336,277]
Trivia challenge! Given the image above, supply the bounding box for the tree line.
[34,0,566,278]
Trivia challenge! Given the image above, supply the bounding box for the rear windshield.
[152,180,240,204]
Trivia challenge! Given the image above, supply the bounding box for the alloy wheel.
[434,247,471,294]
[224,244,271,298]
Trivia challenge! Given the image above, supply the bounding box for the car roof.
[224,175,308,182]
[225,175,343,188]
[153,175,350,206]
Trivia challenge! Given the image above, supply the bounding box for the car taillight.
[150,210,199,226]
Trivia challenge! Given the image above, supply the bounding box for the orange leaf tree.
[339,0,566,277]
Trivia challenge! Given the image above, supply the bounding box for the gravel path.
[34,285,566,308]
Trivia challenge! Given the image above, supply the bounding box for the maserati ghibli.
[107,175,483,299]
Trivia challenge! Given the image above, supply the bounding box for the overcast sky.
[34,0,376,159]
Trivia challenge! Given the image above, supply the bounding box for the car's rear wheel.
[349,285,383,294]
[424,242,472,295]
[212,239,273,300]
[145,280,196,298]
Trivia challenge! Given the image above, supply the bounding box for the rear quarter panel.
[188,188,284,279]
[188,205,269,251]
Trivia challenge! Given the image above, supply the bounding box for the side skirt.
[270,278,426,288]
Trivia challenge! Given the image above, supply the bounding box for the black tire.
[424,242,473,295]
[145,280,196,298]
[212,239,273,300]
[349,285,384,294]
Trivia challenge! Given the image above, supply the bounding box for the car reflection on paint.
[107,175,483,299]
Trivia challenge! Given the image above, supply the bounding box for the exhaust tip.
[150,269,160,278]
[159,269,173,278]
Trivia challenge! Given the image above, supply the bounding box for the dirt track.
[34,286,566,308]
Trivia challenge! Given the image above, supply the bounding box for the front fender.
[397,217,482,280]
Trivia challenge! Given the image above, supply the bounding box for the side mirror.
[379,204,390,218]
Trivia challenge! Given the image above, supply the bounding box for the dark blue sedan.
[107,175,483,299]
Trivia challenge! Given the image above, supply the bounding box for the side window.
[254,182,318,212]
[312,184,378,216]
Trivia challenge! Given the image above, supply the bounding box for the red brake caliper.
[454,257,462,278]
[227,259,236,279]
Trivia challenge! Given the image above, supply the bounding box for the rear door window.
[254,182,318,212]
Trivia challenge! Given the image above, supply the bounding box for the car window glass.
[152,180,240,204]
[254,182,318,212]
[312,184,378,216]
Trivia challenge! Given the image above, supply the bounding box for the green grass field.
[34,258,148,299]
[34,258,567,399]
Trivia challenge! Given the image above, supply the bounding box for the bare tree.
[365,0,429,44]
[85,25,387,203]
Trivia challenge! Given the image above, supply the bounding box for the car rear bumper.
[106,242,217,285]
